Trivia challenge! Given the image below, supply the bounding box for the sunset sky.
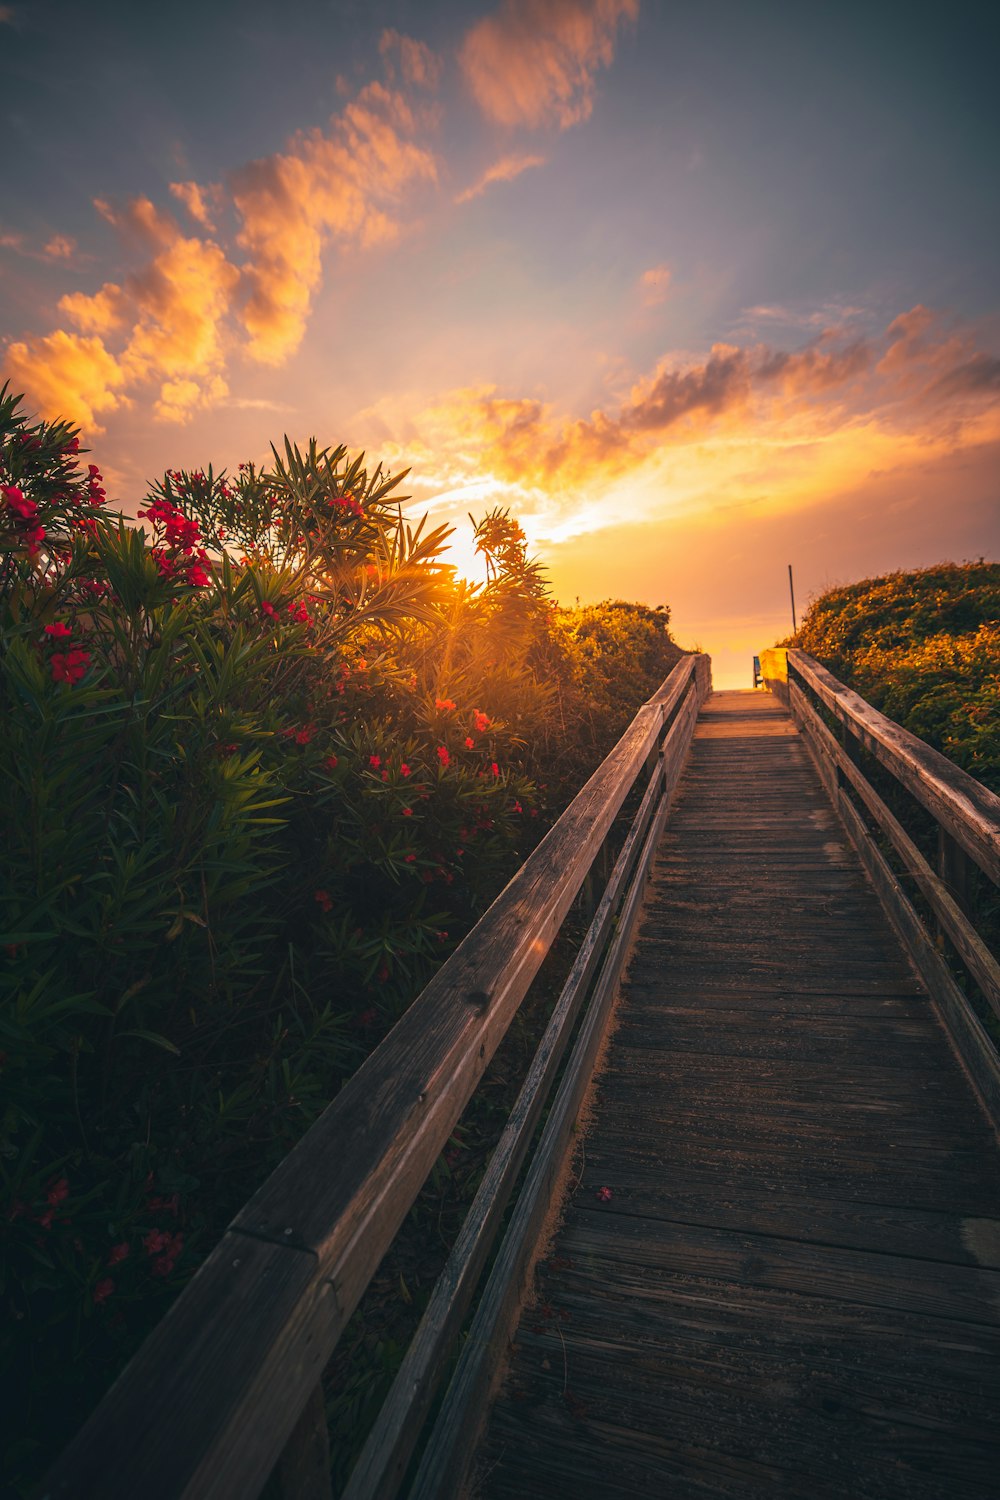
[2,0,998,686]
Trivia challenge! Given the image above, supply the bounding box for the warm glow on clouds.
[459,0,639,129]
[387,308,1000,555]
[232,81,437,364]
[0,229,77,263]
[4,330,127,433]
[59,282,128,336]
[455,152,547,203]
[3,61,438,428]
[169,181,219,231]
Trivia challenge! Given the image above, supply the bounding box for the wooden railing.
[761,647,1000,1131]
[42,653,712,1500]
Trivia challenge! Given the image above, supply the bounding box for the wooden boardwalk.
[473,691,1000,1500]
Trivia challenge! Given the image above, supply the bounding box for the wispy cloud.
[0,230,79,264]
[459,0,639,130]
[379,29,443,91]
[455,152,546,203]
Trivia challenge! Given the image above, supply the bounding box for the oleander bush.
[0,384,682,1489]
[787,561,1000,791]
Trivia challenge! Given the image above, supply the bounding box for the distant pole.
[788,564,797,633]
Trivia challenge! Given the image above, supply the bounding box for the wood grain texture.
[473,690,1000,1500]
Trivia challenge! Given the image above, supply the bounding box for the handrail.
[42,653,712,1500]
[760,646,1000,1130]
[761,648,1000,884]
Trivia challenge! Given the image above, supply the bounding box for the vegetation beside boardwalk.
[0,384,683,1490]
[787,561,1000,792]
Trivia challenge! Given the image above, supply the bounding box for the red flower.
[596,1186,613,1202]
[435,697,456,711]
[400,763,411,777]
[491,762,500,778]
[465,737,475,749]
[314,889,333,913]
[402,807,412,817]
[44,622,73,640]
[45,1176,70,1207]
[107,1242,130,1266]
[369,754,381,769]
[294,724,315,745]
[323,755,339,771]
[93,1278,115,1306]
[512,801,523,813]
[260,601,277,618]
[404,853,416,862]
[473,710,490,733]
[51,649,90,684]
[376,962,390,983]
[436,746,450,767]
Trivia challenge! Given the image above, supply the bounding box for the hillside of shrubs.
[0,384,684,1490]
[787,561,1000,792]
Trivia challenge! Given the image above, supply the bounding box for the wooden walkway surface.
[472,691,1000,1499]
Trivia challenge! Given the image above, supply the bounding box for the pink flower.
[491,762,500,778]
[596,1186,613,1202]
[260,601,277,619]
[323,755,339,771]
[402,807,412,817]
[436,746,450,767]
[400,763,411,777]
[107,1242,130,1266]
[44,622,73,640]
[93,1278,115,1305]
[314,889,333,913]
[369,755,381,769]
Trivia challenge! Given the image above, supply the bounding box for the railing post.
[938,827,975,929]
[265,1381,331,1500]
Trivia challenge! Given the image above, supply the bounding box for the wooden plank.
[558,1209,1000,1334]
[789,650,1000,884]
[265,1382,331,1500]
[564,1174,1000,1266]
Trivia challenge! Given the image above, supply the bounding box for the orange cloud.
[379,28,443,90]
[95,195,177,248]
[121,229,240,421]
[459,0,639,130]
[59,282,129,336]
[394,309,1000,525]
[4,330,127,433]
[455,152,547,203]
[169,180,220,231]
[232,81,437,363]
[42,235,76,261]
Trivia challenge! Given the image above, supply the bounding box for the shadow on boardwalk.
[474,691,1000,1500]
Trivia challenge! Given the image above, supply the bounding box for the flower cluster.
[137,498,211,588]
[2,483,45,554]
[43,620,91,685]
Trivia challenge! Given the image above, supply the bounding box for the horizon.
[2,0,998,688]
